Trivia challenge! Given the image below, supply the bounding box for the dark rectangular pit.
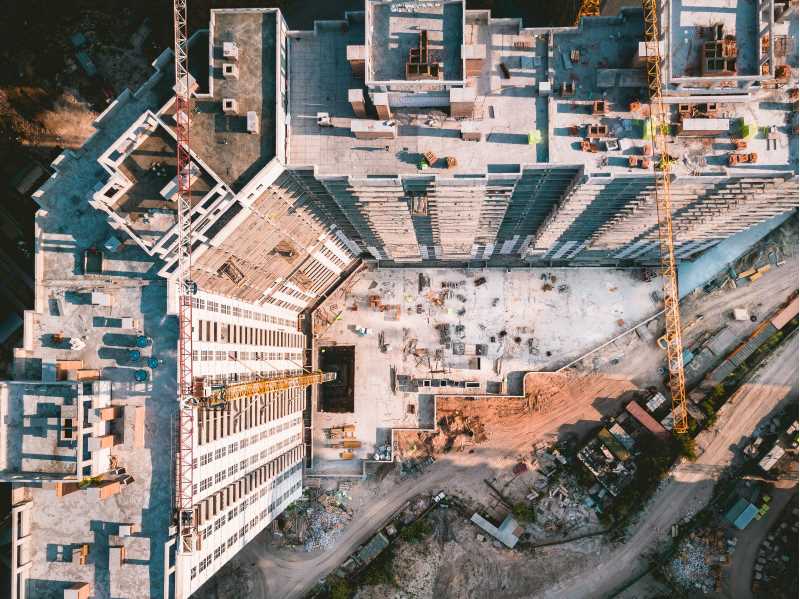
[318,345,355,413]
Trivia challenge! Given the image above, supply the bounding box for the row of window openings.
[318,243,348,269]
[196,320,303,348]
[193,480,302,578]
[200,470,301,542]
[203,464,301,538]
[196,434,301,493]
[192,468,302,579]
[191,297,294,328]
[193,350,302,362]
[198,394,302,444]
[197,416,301,466]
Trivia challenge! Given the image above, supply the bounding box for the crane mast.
[641,0,689,433]
[173,0,197,553]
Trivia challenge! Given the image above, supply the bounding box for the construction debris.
[279,489,354,552]
[667,528,731,594]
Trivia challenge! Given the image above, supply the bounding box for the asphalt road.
[539,336,799,599]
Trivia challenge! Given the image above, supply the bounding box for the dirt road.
[207,337,797,599]
[583,258,799,389]
[539,336,799,599]
[721,483,798,599]
[213,373,638,599]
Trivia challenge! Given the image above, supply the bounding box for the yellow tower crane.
[641,0,689,433]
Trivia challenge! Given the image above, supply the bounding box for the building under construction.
[1,1,797,598]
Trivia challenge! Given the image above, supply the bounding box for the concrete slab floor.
[20,75,178,598]
[311,266,661,474]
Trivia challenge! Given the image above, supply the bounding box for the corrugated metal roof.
[771,296,799,330]
[725,497,758,529]
[470,513,520,548]
[733,501,759,529]
[645,392,667,412]
[609,423,635,450]
[758,445,786,471]
[705,326,737,356]
[598,427,631,461]
[625,401,670,439]
[707,359,736,383]
[728,324,775,366]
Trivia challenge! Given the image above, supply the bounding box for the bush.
[675,434,698,461]
[360,547,395,586]
[512,502,537,524]
[329,577,353,599]
[700,399,718,427]
[399,518,431,544]
[738,121,757,139]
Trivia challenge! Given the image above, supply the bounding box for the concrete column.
[373,92,392,119]
[449,87,476,118]
[348,89,367,117]
[346,45,366,79]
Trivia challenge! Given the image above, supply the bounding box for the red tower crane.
[173,0,197,554]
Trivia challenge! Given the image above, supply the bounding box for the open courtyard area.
[310,266,661,474]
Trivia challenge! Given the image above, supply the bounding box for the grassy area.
[399,518,432,544]
[359,546,396,587]
[512,501,537,524]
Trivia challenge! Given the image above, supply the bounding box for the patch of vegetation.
[360,546,396,587]
[675,434,698,461]
[512,501,537,524]
[737,120,757,140]
[399,518,432,544]
[329,577,354,599]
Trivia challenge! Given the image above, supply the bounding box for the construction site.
[0,1,797,599]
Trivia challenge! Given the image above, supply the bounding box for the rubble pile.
[283,490,353,552]
[524,448,599,538]
[667,528,729,594]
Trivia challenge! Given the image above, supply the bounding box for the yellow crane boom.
[641,0,689,433]
[199,371,337,407]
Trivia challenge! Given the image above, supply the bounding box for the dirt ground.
[353,511,603,599]
[395,372,638,467]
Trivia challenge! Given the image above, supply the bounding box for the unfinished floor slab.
[310,266,661,474]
